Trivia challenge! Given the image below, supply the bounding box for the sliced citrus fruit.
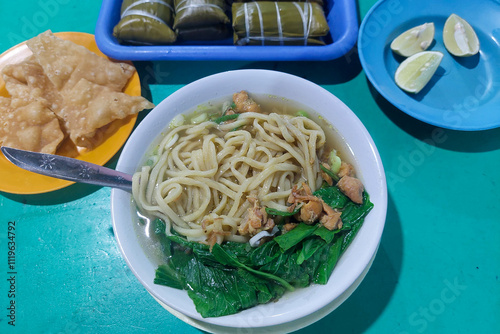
[443,14,479,57]
[390,23,435,57]
[395,51,443,94]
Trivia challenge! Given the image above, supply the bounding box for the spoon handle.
[1,146,133,192]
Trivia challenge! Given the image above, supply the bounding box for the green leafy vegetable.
[314,185,349,209]
[154,219,166,235]
[265,205,301,217]
[274,223,318,251]
[213,113,239,124]
[313,224,349,244]
[314,235,343,284]
[297,238,325,265]
[212,243,294,291]
[155,264,184,290]
[153,185,374,318]
[319,164,340,183]
[340,192,374,252]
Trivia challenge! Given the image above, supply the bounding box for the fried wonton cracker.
[0,98,64,154]
[2,56,63,111]
[59,78,154,148]
[26,31,135,92]
[0,96,10,110]
[2,58,33,108]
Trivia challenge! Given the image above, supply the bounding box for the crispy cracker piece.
[0,96,11,110]
[21,58,64,112]
[26,31,135,92]
[2,58,33,108]
[0,99,64,154]
[2,56,63,111]
[59,78,154,148]
[0,97,11,135]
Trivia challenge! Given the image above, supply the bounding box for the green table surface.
[1,1,499,333]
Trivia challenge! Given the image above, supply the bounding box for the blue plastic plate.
[95,0,358,61]
[358,0,500,131]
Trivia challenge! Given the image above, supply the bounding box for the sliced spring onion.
[213,113,239,124]
[169,114,185,128]
[265,205,302,217]
[329,150,342,174]
[146,156,159,167]
[191,113,208,124]
[297,110,310,118]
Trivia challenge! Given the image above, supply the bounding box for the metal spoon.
[1,146,133,192]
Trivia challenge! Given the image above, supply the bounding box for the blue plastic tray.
[95,0,358,61]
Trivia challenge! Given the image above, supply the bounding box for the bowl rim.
[111,69,387,328]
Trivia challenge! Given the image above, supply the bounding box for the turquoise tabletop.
[1,1,499,333]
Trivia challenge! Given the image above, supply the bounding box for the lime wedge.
[443,14,479,57]
[395,51,443,94]
[390,23,435,57]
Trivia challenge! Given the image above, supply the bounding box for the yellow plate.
[0,32,141,194]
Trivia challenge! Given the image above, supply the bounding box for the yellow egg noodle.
[132,111,327,244]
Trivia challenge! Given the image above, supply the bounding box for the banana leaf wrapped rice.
[113,0,177,45]
[173,0,231,41]
[232,1,330,45]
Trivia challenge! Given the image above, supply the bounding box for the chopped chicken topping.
[206,230,231,250]
[300,200,323,223]
[287,183,323,224]
[337,175,364,204]
[263,217,275,231]
[320,202,343,231]
[338,161,355,178]
[283,222,298,232]
[238,193,275,237]
[201,215,231,250]
[287,182,344,231]
[225,108,236,116]
[233,91,261,113]
[238,162,364,242]
[320,162,334,186]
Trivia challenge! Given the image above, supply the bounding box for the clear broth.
[132,93,358,265]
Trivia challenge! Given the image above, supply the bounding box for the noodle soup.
[112,69,386,327]
[129,91,373,318]
[133,93,355,261]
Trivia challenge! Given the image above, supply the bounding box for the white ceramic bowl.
[111,69,387,330]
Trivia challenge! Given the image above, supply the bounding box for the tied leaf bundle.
[113,0,177,45]
[232,1,330,45]
[173,0,232,41]
[153,184,373,318]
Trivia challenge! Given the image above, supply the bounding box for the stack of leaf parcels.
[114,0,232,43]
[113,0,330,45]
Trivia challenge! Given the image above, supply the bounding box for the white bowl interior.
[111,69,387,328]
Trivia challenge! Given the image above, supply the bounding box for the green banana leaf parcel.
[113,0,177,45]
[232,1,330,45]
